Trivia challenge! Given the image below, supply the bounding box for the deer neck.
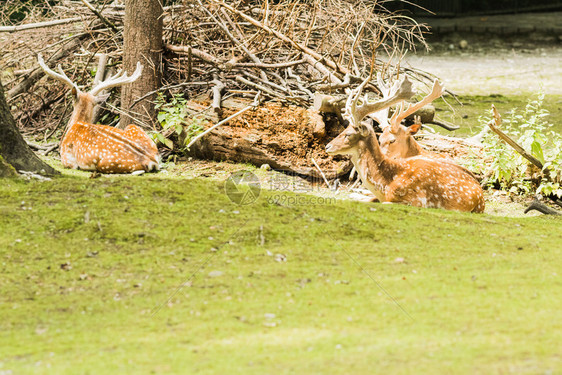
[406,136,425,158]
[353,131,402,198]
[65,93,95,136]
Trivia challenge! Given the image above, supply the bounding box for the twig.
[487,105,544,170]
[45,143,60,156]
[311,157,332,190]
[165,43,223,67]
[7,33,91,100]
[92,53,109,123]
[348,22,365,72]
[0,17,86,33]
[131,81,210,107]
[210,0,349,75]
[198,0,268,81]
[235,76,282,99]
[211,74,225,116]
[242,71,289,93]
[26,141,58,151]
[232,59,306,69]
[314,73,351,92]
[79,0,119,33]
[287,67,313,97]
[303,54,343,86]
[219,8,247,42]
[105,103,153,130]
[187,92,261,149]
[429,119,460,131]
[349,176,361,190]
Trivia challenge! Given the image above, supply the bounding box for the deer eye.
[389,139,396,144]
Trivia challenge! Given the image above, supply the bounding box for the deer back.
[386,156,485,212]
[61,122,160,173]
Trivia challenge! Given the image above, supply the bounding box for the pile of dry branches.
[162,0,430,103]
[1,0,431,126]
[1,0,439,176]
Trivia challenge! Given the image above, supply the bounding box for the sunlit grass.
[1,171,561,374]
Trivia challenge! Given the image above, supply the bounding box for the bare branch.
[0,17,86,33]
[187,92,262,149]
[79,0,119,33]
[486,105,544,170]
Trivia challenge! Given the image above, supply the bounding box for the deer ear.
[408,123,422,135]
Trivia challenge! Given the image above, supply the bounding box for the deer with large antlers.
[38,54,160,174]
[325,75,485,212]
[378,78,447,159]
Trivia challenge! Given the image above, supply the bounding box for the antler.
[37,53,80,93]
[368,73,397,129]
[390,79,444,132]
[89,62,143,96]
[345,75,415,128]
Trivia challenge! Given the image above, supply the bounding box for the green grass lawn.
[1,171,561,374]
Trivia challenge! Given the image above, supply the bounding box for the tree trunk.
[0,80,58,176]
[120,0,163,129]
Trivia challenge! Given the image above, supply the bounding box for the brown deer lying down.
[378,78,448,160]
[325,76,485,213]
[38,54,160,174]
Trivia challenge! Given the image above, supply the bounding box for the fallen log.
[183,97,352,179]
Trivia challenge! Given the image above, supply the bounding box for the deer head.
[325,75,415,157]
[379,79,444,159]
[38,53,142,126]
[379,115,424,158]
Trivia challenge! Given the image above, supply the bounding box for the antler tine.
[344,74,373,127]
[90,61,143,96]
[376,72,392,96]
[390,79,444,132]
[355,75,415,122]
[370,73,396,129]
[37,53,79,92]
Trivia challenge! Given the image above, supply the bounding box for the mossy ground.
[1,163,561,374]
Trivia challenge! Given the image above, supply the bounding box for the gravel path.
[405,46,562,96]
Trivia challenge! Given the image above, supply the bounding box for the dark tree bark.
[0,80,58,176]
[120,0,163,129]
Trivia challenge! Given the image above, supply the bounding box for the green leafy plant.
[154,93,206,150]
[473,91,562,198]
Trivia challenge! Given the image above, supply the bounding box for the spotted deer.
[378,78,446,159]
[325,76,485,212]
[38,54,160,174]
